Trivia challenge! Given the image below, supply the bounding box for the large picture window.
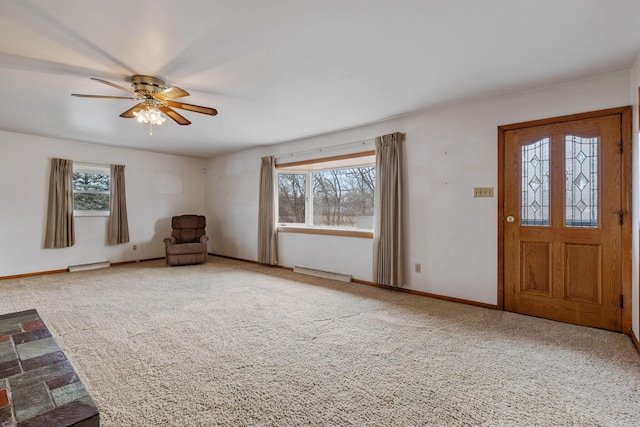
[277,152,375,230]
[73,164,110,216]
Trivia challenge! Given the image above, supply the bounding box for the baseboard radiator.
[293,266,352,283]
[68,261,111,273]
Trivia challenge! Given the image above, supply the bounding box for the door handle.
[506,215,516,223]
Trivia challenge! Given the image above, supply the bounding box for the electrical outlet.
[473,187,494,198]
[415,263,422,273]
[132,245,137,251]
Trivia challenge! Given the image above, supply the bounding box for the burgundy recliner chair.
[163,215,209,266]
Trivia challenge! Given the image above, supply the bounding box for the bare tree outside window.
[278,173,306,223]
[277,163,375,229]
[313,166,375,227]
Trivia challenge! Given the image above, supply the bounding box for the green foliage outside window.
[73,172,110,211]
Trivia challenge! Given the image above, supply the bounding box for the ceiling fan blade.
[159,106,191,125]
[165,100,218,116]
[91,77,136,95]
[155,86,190,101]
[119,103,146,118]
[72,94,138,100]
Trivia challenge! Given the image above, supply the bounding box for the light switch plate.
[474,187,494,198]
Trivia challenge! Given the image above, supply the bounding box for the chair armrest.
[200,235,209,245]
[164,237,176,248]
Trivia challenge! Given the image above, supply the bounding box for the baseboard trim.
[111,257,165,266]
[111,260,138,266]
[0,269,69,280]
[208,253,267,266]
[630,330,640,354]
[351,278,498,310]
[209,253,497,310]
[1,257,166,280]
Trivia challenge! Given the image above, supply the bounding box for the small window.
[73,164,110,216]
[277,152,375,230]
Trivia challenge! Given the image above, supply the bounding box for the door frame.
[497,106,632,333]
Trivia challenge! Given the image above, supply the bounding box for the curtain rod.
[274,138,375,160]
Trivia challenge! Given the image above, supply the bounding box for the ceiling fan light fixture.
[133,103,166,136]
[133,106,166,126]
[72,75,218,136]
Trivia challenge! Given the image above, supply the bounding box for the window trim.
[277,226,373,239]
[73,163,111,217]
[276,150,375,170]
[276,151,375,234]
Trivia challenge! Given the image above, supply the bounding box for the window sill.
[74,211,110,217]
[277,227,373,239]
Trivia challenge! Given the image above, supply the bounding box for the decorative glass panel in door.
[521,137,550,226]
[503,111,625,332]
[565,135,598,228]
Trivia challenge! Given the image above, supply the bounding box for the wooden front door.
[499,108,631,332]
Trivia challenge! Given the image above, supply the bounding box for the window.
[278,173,306,224]
[73,164,110,216]
[277,152,375,231]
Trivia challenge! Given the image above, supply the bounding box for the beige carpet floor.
[0,257,639,426]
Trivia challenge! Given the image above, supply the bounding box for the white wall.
[206,71,632,306]
[0,132,206,276]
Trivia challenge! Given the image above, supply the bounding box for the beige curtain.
[108,164,130,245]
[44,158,75,248]
[258,156,278,265]
[373,132,405,286]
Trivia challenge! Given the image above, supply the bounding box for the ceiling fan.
[72,75,218,134]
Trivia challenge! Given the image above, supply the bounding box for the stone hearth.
[0,309,99,427]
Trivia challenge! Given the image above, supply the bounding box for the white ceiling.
[1,0,639,158]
